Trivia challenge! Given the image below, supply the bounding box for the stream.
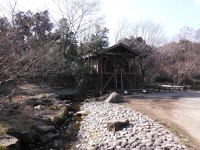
[59,102,81,150]
[20,102,81,150]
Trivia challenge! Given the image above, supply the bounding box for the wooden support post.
[114,55,117,91]
[115,72,117,91]
[134,58,136,88]
[121,72,123,92]
[103,74,115,91]
[100,56,103,95]
[124,74,134,89]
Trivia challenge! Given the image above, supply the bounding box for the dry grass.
[0,123,9,136]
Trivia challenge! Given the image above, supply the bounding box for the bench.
[154,85,184,92]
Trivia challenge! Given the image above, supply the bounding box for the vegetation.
[0,123,9,136]
[117,21,200,86]
[0,0,200,93]
[0,146,6,150]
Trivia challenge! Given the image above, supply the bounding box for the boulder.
[105,92,122,103]
[39,132,59,143]
[34,122,55,134]
[20,130,38,143]
[26,98,41,107]
[107,119,129,133]
[7,128,38,143]
[0,135,20,150]
[6,128,21,139]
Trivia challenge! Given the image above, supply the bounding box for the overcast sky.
[1,0,200,45]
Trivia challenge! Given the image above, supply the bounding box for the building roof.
[83,43,139,59]
[99,43,139,56]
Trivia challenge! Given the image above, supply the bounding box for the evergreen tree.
[88,25,109,53]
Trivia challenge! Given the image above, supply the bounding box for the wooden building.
[83,43,140,94]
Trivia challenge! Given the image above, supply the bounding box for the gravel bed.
[76,102,188,150]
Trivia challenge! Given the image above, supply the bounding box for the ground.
[121,91,200,150]
[0,83,77,144]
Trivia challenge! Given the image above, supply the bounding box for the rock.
[116,145,122,149]
[142,139,152,144]
[34,105,43,110]
[77,102,187,150]
[20,130,38,143]
[130,142,139,148]
[38,94,47,99]
[128,138,137,144]
[146,142,153,147]
[41,99,53,106]
[26,98,41,106]
[51,140,60,148]
[6,128,22,139]
[45,93,57,99]
[107,119,129,133]
[86,146,96,150]
[121,141,128,148]
[105,92,122,103]
[154,138,162,146]
[39,132,58,143]
[0,135,20,150]
[75,111,89,116]
[34,122,55,134]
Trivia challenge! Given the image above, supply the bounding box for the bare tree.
[130,20,167,47]
[0,0,18,27]
[52,0,103,41]
[158,40,200,85]
[115,20,167,47]
[175,26,195,41]
[114,19,131,43]
[195,28,200,42]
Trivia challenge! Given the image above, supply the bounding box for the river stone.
[154,138,163,146]
[107,119,129,133]
[34,105,43,110]
[130,142,139,148]
[35,124,56,134]
[39,132,58,143]
[75,110,89,116]
[86,146,96,150]
[77,102,188,150]
[121,140,128,148]
[105,92,122,103]
[20,130,38,143]
[26,98,40,106]
[0,135,20,150]
[142,139,152,144]
[6,128,22,139]
[146,142,153,147]
[116,145,122,149]
[128,138,136,144]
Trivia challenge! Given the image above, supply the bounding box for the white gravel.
[76,101,188,150]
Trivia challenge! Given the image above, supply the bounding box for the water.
[59,102,81,150]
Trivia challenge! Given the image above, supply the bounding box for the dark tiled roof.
[99,43,139,56]
[82,43,139,58]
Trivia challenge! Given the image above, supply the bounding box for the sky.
[1,0,200,45]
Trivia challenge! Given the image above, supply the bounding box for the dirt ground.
[121,91,200,150]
